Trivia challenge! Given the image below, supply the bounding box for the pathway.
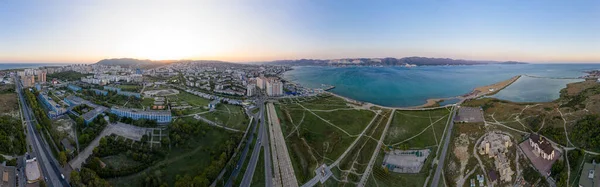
[357,109,395,187]
[69,122,150,170]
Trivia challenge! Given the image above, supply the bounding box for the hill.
[266,57,527,66]
[95,58,181,68]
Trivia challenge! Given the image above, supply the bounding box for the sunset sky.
[1,0,599,63]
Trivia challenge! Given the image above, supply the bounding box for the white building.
[266,79,283,96]
[247,84,257,96]
[529,134,556,160]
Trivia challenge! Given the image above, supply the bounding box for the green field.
[385,108,451,149]
[250,149,265,187]
[336,109,391,184]
[167,91,211,107]
[200,103,249,131]
[274,94,378,184]
[115,84,143,92]
[101,153,144,169]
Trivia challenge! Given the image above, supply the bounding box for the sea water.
[283,64,600,107]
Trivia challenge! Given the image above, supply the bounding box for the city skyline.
[1,0,599,63]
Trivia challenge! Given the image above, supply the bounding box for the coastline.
[323,75,522,110]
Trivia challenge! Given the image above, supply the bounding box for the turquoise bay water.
[283,64,600,107]
[0,63,71,70]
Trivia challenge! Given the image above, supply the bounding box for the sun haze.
[0,0,599,63]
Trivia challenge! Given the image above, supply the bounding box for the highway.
[239,94,273,187]
[15,75,70,187]
[238,104,264,187]
[224,112,259,186]
[429,105,457,187]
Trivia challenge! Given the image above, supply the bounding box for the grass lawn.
[337,110,391,184]
[108,128,241,186]
[116,84,143,92]
[385,108,451,148]
[250,148,265,187]
[312,109,376,135]
[167,91,211,107]
[293,95,352,110]
[200,104,248,130]
[0,93,19,115]
[141,98,154,107]
[275,100,378,184]
[101,153,143,169]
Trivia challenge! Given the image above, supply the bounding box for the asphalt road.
[15,75,70,187]
[225,112,259,187]
[429,106,457,187]
[240,97,273,187]
[238,111,263,186]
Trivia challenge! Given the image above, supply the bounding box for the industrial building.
[110,107,172,123]
[38,92,66,118]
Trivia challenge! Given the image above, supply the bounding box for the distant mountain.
[95,58,181,68]
[266,57,527,66]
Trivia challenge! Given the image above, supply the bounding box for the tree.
[39,180,47,187]
[58,151,67,166]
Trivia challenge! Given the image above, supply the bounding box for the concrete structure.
[246,84,256,96]
[454,106,484,123]
[67,84,82,92]
[103,86,141,98]
[256,77,266,89]
[21,75,35,88]
[110,107,172,123]
[578,162,600,187]
[103,86,121,92]
[91,89,108,96]
[38,93,66,118]
[529,134,556,160]
[208,100,219,110]
[143,89,179,97]
[37,71,46,83]
[25,158,41,184]
[64,95,88,106]
[82,106,108,124]
[265,79,283,97]
[519,137,561,176]
[477,132,514,182]
[0,165,16,187]
[381,149,430,173]
[61,138,75,154]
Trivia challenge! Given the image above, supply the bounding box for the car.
[258,141,261,145]
[61,174,65,179]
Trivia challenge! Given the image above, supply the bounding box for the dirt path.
[390,113,449,146]
[557,108,574,146]
[296,103,355,137]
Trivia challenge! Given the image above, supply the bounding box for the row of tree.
[47,71,91,82]
[70,168,111,187]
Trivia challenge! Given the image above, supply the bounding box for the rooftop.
[25,158,41,183]
[111,107,171,115]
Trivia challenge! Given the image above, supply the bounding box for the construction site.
[381,149,430,173]
[477,132,514,183]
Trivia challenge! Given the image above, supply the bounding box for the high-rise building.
[37,71,46,83]
[22,75,35,88]
[256,77,266,89]
[266,79,283,96]
[247,84,256,96]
